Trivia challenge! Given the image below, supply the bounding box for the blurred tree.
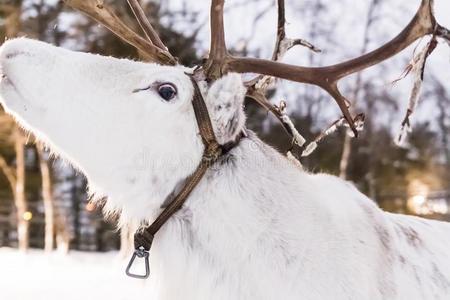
[0,0,30,251]
[37,148,54,252]
[339,0,381,180]
[430,77,450,168]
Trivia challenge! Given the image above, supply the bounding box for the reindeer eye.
[157,83,177,101]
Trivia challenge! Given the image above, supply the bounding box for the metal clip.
[125,247,150,279]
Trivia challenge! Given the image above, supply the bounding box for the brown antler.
[203,0,448,136]
[203,0,228,80]
[437,24,450,42]
[63,0,176,65]
[64,0,449,137]
[126,0,168,52]
[246,0,321,89]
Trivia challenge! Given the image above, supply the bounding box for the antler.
[203,0,448,136]
[63,0,449,138]
[437,23,450,42]
[246,0,320,146]
[63,0,176,65]
[203,0,228,80]
[126,0,168,52]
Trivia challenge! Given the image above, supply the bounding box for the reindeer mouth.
[0,55,17,91]
[1,73,14,87]
[0,69,30,114]
[0,47,33,88]
[0,52,29,108]
[0,71,20,95]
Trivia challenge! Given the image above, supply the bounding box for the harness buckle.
[125,247,150,279]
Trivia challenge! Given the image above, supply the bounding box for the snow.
[0,248,148,300]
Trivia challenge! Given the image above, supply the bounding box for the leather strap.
[126,74,226,279]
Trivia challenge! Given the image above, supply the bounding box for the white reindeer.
[2,36,450,300]
[1,0,450,299]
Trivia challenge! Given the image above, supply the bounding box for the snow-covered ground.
[0,248,148,300]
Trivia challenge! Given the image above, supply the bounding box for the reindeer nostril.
[5,51,29,60]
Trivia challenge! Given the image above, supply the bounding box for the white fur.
[205,73,246,144]
[1,38,450,300]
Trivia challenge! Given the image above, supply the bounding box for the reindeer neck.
[146,132,317,297]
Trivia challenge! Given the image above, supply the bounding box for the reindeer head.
[0,38,246,220]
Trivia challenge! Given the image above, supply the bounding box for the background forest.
[0,0,449,255]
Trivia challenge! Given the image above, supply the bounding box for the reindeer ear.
[205,73,246,145]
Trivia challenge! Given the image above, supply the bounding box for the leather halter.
[126,75,240,279]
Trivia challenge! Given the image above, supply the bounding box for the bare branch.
[0,154,16,193]
[63,0,176,65]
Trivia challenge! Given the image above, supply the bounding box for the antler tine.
[204,0,229,80]
[246,0,308,138]
[246,88,294,137]
[273,0,287,61]
[126,0,171,54]
[246,0,320,89]
[436,24,450,43]
[63,0,176,65]
[226,0,441,136]
[245,0,286,89]
[321,0,436,81]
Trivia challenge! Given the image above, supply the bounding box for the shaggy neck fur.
[142,131,450,300]
[148,132,317,299]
